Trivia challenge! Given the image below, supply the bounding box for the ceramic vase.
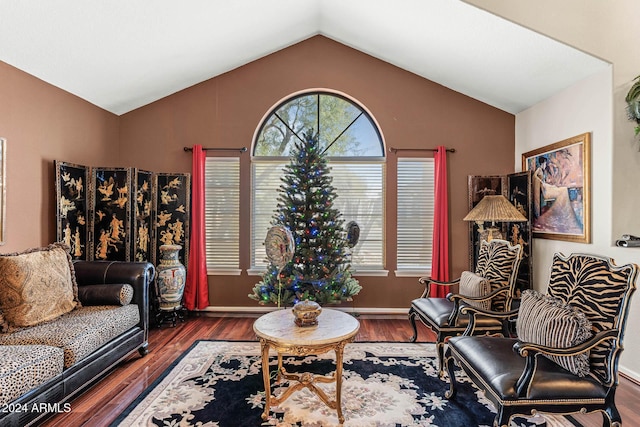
[156,244,186,310]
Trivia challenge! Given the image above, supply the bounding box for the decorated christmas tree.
[249,130,362,306]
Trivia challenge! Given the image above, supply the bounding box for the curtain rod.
[389,147,456,153]
[183,147,247,153]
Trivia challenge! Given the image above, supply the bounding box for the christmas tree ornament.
[346,221,360,248]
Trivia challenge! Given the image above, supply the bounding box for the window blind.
[251,159,385,270]
[330,160,384,269]
[205,157,240,271]
[397,158,435,271]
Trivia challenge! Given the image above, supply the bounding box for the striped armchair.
[408,239,522,376]
[444,253,638,427]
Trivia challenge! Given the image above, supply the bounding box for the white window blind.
[397,158,435,273]
[251,160,285,269]
[251,159,385,271]
[330,160,384,269]
[205,157,240,272]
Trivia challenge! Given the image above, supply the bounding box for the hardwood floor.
[40,314,640,427]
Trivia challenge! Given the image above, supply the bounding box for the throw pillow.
[78,284,134,306]
[516,289,592,377]
[0,243,79,327]
[458,271,491,310]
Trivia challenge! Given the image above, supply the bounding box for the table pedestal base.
[260,340,349,424]
[253,309,360,425]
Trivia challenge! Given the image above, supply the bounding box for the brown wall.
[0,61,119,253]
[120,36,515,309]
[0,36,514,309]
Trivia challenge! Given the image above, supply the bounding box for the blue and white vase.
[156,244,186,311]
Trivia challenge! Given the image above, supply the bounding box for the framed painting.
[467,175,506,270]
[522,132,591,243]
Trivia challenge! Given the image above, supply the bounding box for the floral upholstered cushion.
[458,271,491,310]
[516,289,592,377]
[0,243,79,328]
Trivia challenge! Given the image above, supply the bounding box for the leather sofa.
[0,261,154,427]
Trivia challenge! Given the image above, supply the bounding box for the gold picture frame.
[522,132,591,243]
[0,138,5,245]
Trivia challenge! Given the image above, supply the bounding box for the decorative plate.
[265,226,295,270]
[346,221,360,248]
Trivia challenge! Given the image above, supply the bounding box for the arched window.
[254,92,384,157]
[251,91,385,272]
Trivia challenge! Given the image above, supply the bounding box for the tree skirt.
[112,341,578,427]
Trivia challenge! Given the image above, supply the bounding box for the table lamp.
[463,195,527,241]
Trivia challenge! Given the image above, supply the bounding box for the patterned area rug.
[112,340,578,427]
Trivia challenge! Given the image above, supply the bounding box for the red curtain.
[430,146,450,297]
[183,145,209,310]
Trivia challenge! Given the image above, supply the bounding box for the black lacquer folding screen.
[152,173,190,267]
[91,167,132,261]
[55,161,190,264]
[134,170,153,262]
[467,171,533,297]
[55,161,90,260]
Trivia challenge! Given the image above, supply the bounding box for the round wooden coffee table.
[253,308,360,424]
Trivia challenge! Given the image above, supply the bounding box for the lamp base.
[479,227,502,242]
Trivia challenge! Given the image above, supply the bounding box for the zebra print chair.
[444,253,638,427]
[408,239,522,376]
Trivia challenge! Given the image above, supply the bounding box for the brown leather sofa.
[0,261,154,427]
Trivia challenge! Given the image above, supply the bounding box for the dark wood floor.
[40,315,640,427]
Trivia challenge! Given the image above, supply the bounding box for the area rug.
[112,340,578,427]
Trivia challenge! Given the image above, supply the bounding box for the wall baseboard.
[620,370,640,387]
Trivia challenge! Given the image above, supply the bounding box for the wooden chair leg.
[494,406,514,427]
[603,392,621,427]
[408,309,419,342]
[436,341,445,377]
[444,347,457,399]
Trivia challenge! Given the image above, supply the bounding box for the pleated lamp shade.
[464,195,526,223]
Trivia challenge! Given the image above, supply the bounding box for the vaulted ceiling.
[0,0,609,116]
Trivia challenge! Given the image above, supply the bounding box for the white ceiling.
[0,0,609,116]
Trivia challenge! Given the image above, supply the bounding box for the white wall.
[516,67,640,380]
[464,0,640,243]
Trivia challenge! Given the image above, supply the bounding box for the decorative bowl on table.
[292,300,322,327]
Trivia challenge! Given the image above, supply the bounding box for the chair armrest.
[446,286,504,326]
[513,329,618,358]
[417,276,460,298]
[451,287,516,334]
[513,329,619,396]
[448,285,509,304]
